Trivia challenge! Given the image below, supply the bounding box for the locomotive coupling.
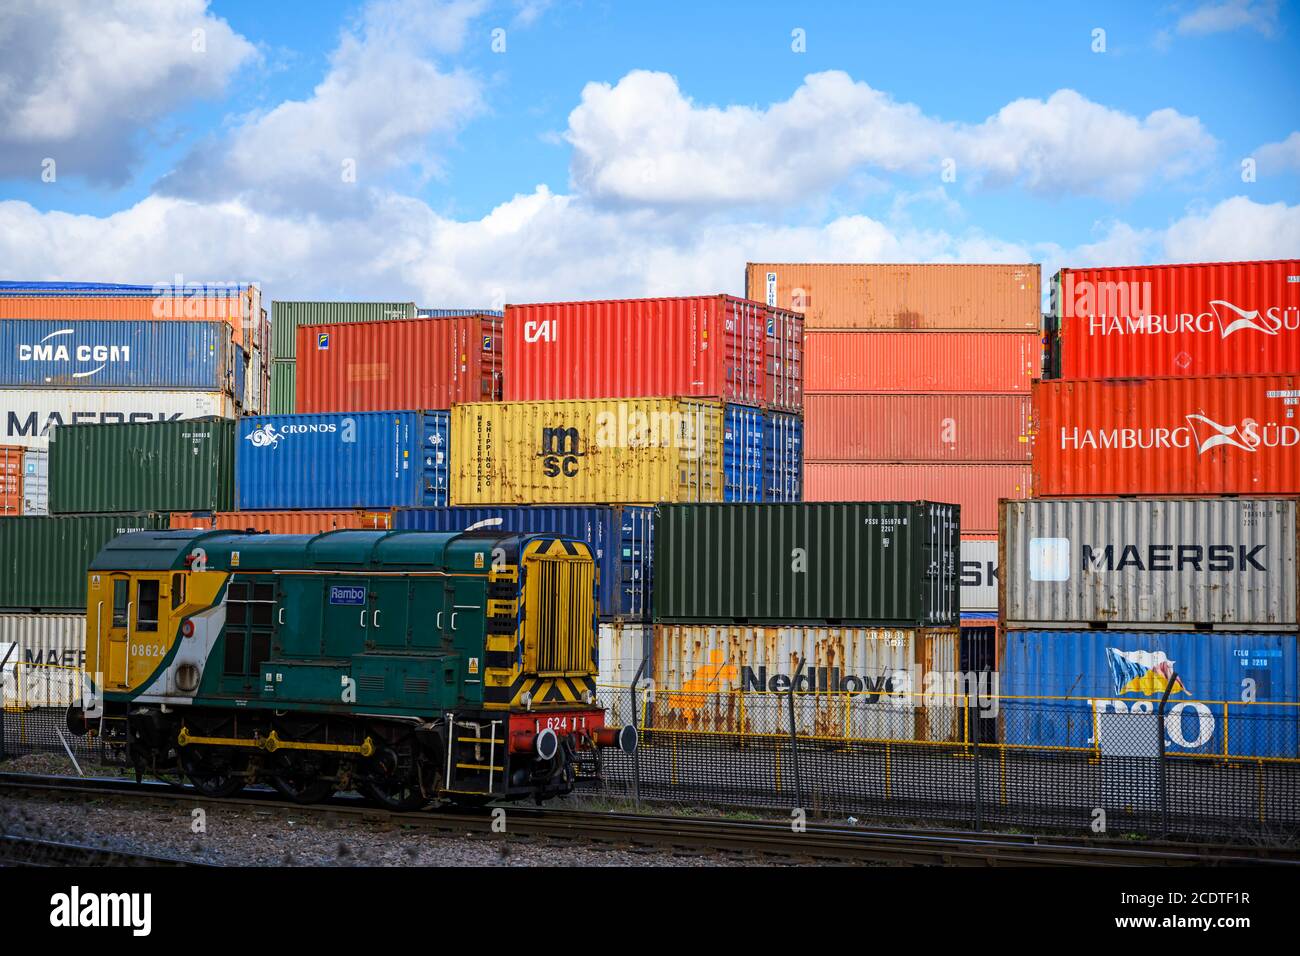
[595,724,638,754]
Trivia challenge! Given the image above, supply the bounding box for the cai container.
[804,394,1031,461]
[0,612,87,669]
[764,409,803,502]
[1030,374,1300,496]
[804,331,1040,393]
[0,388,238,449]
[1000,497,1297,629]
[1050,260,1300,379]
[747,263,1041,330]
[169,510,392,533]
[236,411,450,511]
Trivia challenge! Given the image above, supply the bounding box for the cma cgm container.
[747,263,1041,330]
[961,536,998,619]
[804,394,1031,461]
[394,505,654,620]
[295,314,502,413]
[804,331,1040,393]
[505,295,774,410]
[1031,374,1300,496]
[764,409,803,502]
[0,445,19,514]
[724,404,763,501]
[0,514,169,610]
[169,510,392,533]
[50,417,234,514]
[653,502,959,626]
[451,399,724,506]
[1001,497,1297,628]
[1051,260,1300,379]
[237,411,449,510]
[0,612,86,668]
[803,462,1030,534]
[998,629,1299,760]
[0,388,238,449]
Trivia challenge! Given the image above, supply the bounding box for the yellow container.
[451,398,724,505]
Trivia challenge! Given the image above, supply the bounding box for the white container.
[21,447,47,515]
[0,389,238,448]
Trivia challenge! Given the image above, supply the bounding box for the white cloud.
[1255,131,1300,175]
[1177,0,1280,36]
[1163,195,1300,261]
[0,0,255,185]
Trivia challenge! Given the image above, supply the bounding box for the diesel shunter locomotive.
[68,528,636,808]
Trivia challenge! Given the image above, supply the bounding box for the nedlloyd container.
[0,613,87,668]
[0,388,238,449]
[763,409,803,502]
[723,404,763,501]
[1001,497,1297,629]
[237,411,450,511]
[653,502,959,627]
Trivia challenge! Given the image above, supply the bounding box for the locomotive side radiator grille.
[528,554,595,676]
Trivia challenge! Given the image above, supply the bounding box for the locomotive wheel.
[357,779,428,812]
[178,746,245,798]
[268,755,336,805]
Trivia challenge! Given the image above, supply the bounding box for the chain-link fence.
[1,662,125,770]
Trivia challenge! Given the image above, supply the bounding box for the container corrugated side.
[451,399,724,506]
[766,306,804,411]
[271,300,416,360]
[804,331,1040,393]
[763,410,803,502]
[998,629,1299,760]
[804,394,1031,461]
[0,290,260,348]
[0,445,20,515]
[169,510,392,533]
[653,502,959,626]
[20,448,46,514]
[269,361,295,415]
[0,388,238,449]
[723,404,763,502]
[961,536,998,616]
[0,613,87,668]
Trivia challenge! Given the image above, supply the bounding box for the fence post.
[788,657,804,812]
[971,692,982,832]
[1157,672,1178,839]
[629,658,648,810]
[0,644,14,762]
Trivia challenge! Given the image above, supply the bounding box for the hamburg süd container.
[724,404,763,501]
[653,502,959,626]
[0,445,19,515]
[504,296,774,409]
[998,629,1299,760]
[1050,260,1300,379]
[747,263,1041,330]
[237,411,449,511]
[960,536,998,619]
[294,314,502,413]
[394,505,654,620]
[450,398,724,506]
[271,300,415,361]
[169,510,392,533]
[764,409,803,502]
[0,388,238,449]
[1000,497,1297,629]
[1030,374,1300,496]
[0,514,169,610]
[804,394,1031,461]
[49,418,234,514]
[0,612,87,668]
[804,331,1040,393]
[20,447,46,514]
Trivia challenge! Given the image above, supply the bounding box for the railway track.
[0,833,209,867]
[1,770,1295,866]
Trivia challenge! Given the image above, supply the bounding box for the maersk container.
[0,388,238,449]
[653,502,959,626]
[237,411,449,510]
[20,447,46,515]
[0,612,87,668]
[393,505,654,619]
[49,418,234,514]
[764,409,803,502]
[1001,497,1297,629]
[998,629,1300,760]
[961,536,998,618]
[0,514,169,610]
[724,404,763,502]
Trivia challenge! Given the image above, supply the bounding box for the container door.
[367,576,411,650]
[421,413,449,507]
[321,577,371,657]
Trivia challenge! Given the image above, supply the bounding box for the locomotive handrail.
[123,601,133,687]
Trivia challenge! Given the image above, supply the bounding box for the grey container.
[1000,497,1298,629]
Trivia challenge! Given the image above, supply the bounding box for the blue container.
[415,308,504,318]
[233,345,247,406]
[723,404,764,502]
[1000,630,1300,759]
[763,409,803,502]
[393,505,654,620]
[0,281,255,296]
[236,411,449,510]
[0,319,234,390]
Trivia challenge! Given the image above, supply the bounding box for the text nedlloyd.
[49,886,151,936]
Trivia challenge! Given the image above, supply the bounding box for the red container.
[802,462,1031,534]
[804,394,1031,462]
[0,445,22,515]
[1054,260,1300,379]
[766,306,804,411]
[1031,374,1300,496]
[296,315,502,413]
[504,295,776,408]
[170,510,392,533]
[805,331,1040,393]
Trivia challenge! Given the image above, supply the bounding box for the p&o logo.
[244,423,284,448]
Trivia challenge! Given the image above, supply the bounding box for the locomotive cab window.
[136,579,160,633]
[111,579,129,628]
[171,572,186,609]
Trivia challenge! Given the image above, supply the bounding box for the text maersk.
[1083,544,1267,573]
[7,409,183,437]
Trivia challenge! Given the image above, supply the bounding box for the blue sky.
[0,0,1297,305]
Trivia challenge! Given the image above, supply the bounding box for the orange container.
[0,445,22,515]
[0,291,259,348]
[169,510,392,533]
[805,331,1040,393]
[746,263,1041,330]
[804,394,1031,462]
[802,462,1031,534]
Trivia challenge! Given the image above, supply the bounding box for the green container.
[269,359,296,415]
[0,514,169,610]
[50,418,235,514]
[271,300,416,361]
[653,502,960,626]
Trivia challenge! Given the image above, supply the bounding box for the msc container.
[269,360,295,414]
[169,510,392,533]
[653,502,959,626]
[961,536,998,617]
[451,398,724,506]
[998,629,1300,760]
[0,514,169,610]
[804,394,1031,461]
[766,306,804,411]
[504,295,770,409]
[295,315,502,413]
[0,388,238,449]
[764,409,803,502]
[804,331,1040,393]
[0,445,20,514]
[20,447,46,514]
[1051,260,1300,379]
[0,612,87,668]
[803,462,1030,535]
[650,624,961,740]
[747,263,1041,330]
[271,300,415,360]
[1001,497,1297,629]
[50,417,234,514]
[1031,374,1300,496]
[724,404,763,501]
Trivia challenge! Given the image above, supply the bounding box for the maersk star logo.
[1184,414,1258,454]
[1208,300,1279,338]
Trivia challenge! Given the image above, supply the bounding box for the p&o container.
[0,388,238,449]
[804,331,1040,393]
[804,394,1030,461]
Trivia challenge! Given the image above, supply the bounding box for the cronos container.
[1030,374,1300,496]
[802,463,1030,535]
[169,510,392,533]
[764,409,803,502]
[1051,260,1300,379]
[747,263,1041,330]
[960,536,998,618]
[804,394,1031,461]
[505,295,770,409]
[1001,497,1297,629]
[451,399,724,506]
[237,411,450,510]
[0,514,169,610]
[804,331,1040,393]
[998,629,1299,760]
[0,612,87,668]
[0,445,19,514]
[394,505,654,620]
[0,388,238,449]
[295,314,502,413]
[653,502,959,626]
